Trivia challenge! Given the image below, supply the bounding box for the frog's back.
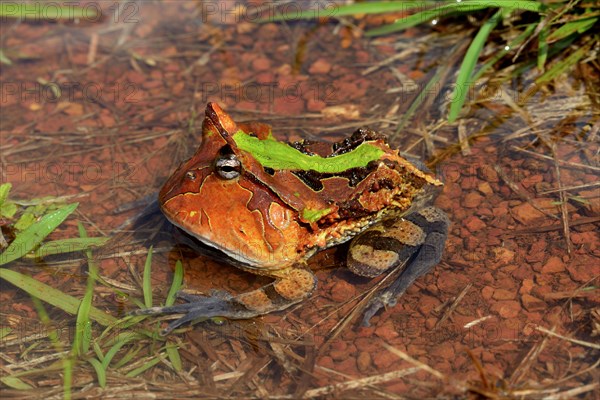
[159,103,441,269]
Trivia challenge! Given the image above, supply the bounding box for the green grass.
[264,0,599,123]
[448,8,502,122]
[0,202,79,265]
[0,183,186,393]
[0,183,115,326]
[143,246,154,308]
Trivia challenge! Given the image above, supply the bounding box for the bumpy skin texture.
[357,206,450,325]
[132,103,448,335]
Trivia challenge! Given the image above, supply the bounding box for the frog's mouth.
[160,200,293,273]
[164,212,272,270]
[173,223,260,267]
[167,222,276,275]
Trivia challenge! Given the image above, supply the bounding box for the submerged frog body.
[136,103,449,334]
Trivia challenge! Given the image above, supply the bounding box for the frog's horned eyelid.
[218,145,235,156]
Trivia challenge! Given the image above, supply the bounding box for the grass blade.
[165,260,184,306]
[130,297,146,310]
[32,237,109,259]
[538,24,549,71]
[448,9,502,122]
[367,4,489,36]
[86,358,106,388]
[113,345,144,369]
[0,268,116,326]
[73,223,97,355]
[63,357,74,400]
[73,294,93,356]
[143,246,153,308]
[365,1,542,37]
[126,357,161,377]
[0,376,33,390]
[264,0,542,26]
[536,45,587,85]
[166,343,182,372]
[325,1,428,15]
[263,1,432,22]
[93,341,105,362]
[0,202,78,266]
[546,17,598,43]
[101,332,138,370]
[472,21,537,82]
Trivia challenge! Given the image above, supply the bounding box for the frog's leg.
[347,206,449,326]
[131,268,316,335]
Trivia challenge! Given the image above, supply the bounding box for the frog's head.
[159,103,303,269]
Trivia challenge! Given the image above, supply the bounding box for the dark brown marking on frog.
[347,219,426,277]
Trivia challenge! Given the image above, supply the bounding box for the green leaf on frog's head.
[302,206,333,224]
[232,131,385,173]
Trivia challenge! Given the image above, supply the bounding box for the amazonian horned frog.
[134,103,449,335]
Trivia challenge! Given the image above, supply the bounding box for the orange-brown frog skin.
[138,103,449,334]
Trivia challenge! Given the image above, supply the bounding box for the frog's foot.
[131,268,316,335]
[352,206,450,326]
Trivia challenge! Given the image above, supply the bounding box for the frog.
[134,102,449,335]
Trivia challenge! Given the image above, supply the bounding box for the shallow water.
[1,1,598,398]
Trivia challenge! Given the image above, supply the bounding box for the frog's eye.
[185,171,197,181]
[215,154,241,180]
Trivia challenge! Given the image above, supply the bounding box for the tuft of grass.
[0,202,79,265]
[363,1,544,36]
[0,183,115,327]
[0,183,108,265]
[0,184,190,390]
[264,0,599,123]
